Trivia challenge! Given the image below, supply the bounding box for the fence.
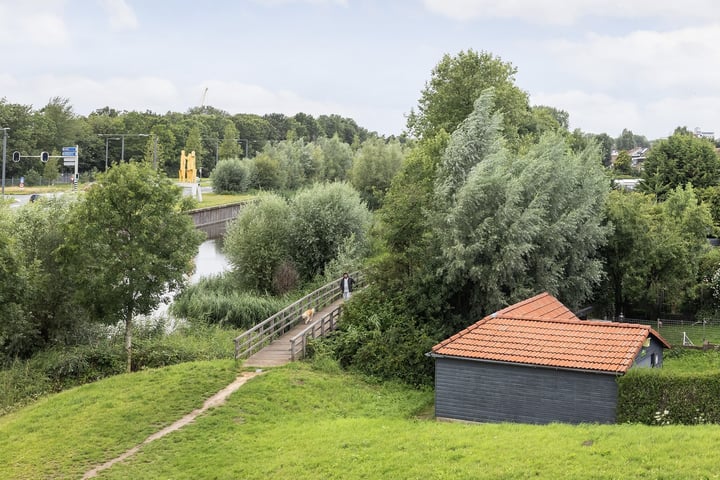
[289,305,343,361]
[233,271,364,361]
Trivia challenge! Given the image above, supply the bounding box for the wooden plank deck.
[244,299,344,368]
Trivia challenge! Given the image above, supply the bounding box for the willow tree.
[61,163,204,372]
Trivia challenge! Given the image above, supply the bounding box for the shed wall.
[434,357,618,424]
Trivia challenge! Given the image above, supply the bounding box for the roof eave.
[429,352,626,376]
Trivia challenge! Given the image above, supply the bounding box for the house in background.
[430,293,670,425]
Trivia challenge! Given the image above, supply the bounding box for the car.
[29,194,41,202]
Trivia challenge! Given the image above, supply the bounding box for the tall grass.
[171,275,286,328]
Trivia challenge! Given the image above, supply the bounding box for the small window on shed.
[650,352,658,367]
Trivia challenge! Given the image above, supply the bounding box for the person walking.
[339,272,355,301]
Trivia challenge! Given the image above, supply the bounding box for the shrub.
[24,169,42,187]
[223,194,293,292]
[319,286,437,386]
[289,182,371,280]
[617,364,720,424]
[211,158,252,194]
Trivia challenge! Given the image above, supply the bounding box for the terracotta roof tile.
[432,292,671,374]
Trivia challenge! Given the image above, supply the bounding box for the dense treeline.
[0,97,378,180]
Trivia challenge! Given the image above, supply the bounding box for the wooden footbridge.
[234,272,364,367]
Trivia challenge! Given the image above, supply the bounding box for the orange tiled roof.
[432,293,670,374]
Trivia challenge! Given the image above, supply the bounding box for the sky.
[2,0,720,140]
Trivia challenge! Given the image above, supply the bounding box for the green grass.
[656,323,720,346]
[4,360,720,479]
[2,184,72,195]
[197,192,256,208]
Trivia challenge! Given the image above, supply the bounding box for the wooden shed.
[430,293,670,425]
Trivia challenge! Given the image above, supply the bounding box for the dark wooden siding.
[434,357,618,424]
[632,337,664,369]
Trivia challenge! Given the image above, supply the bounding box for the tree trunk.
[125,308,133,373]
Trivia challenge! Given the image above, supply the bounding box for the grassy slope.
[4,360,720,479]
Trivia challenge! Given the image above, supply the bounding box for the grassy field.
[3,361,720,479]
[196,192,256,208]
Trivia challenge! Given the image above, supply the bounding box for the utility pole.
[1,128,8,197]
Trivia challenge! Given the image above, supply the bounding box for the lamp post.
[120,133,149,162]
[101,136,120,171]
[238,138,248,157]
[98,133,150,168]
[1,127,8,196]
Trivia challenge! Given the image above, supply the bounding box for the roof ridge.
[493,292,550,316]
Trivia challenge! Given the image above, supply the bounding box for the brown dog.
[301,308,315,324]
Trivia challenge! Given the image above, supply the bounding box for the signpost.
[62,145,79,190]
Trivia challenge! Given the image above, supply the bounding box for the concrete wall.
[434,357,619,425]
[187,201,253,238]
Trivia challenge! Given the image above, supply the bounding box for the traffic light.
[12,151,20,162]
[40,151,49,162]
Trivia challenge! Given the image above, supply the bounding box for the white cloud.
[0,74,179,112]
[423,0,720,25]
[195,80,358,118]
[532,90,642,136]
[99,0,139,31]
[0,1,68,46]
[252,0,348,6]
[546,24,720,91]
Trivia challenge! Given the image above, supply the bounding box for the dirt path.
[82,370,264,479]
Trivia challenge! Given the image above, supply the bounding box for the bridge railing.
[289,304,344,361]
[233,271,364,361]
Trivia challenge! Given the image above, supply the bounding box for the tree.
[614,150,632,175]
[219,121,240,160]
[0,209,30,359]
[600,187,713,318]
[184,125,204,170]
[640,130,720,200]
[42,157,61,184]
[592,132,614,167]
[438,121,610,319]
[615,128,649,151]
[289,182,371,280]
[251,152,282,190]
[60,163,204,372]
[224,194,294,293]
[318,134,353,181]
[10,196,84,357]
[406,49,531,148]
[350,138,404,209]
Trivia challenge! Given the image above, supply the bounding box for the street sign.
[63,158,76,166]
[62,146,77,155]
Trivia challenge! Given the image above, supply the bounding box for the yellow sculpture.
[179,150,197,183]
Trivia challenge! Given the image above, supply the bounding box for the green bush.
[24,169,42,187]
[319,286,437,386]
[211,158,252,194]
[617,364,720,424]
[289,181,371,279]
